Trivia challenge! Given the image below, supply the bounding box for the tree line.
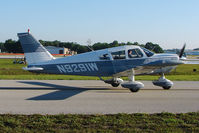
[0,39,164,54]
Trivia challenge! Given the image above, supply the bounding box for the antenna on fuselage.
[87,46,94,51]
[86,39,94,51]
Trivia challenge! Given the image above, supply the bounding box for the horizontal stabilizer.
[23,67,43,71]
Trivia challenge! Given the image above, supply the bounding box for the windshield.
[141,47,154,57]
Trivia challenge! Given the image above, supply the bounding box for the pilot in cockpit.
[128,50,136,58]
[128,50,133,58]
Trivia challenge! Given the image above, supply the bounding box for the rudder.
[17,32,55,65]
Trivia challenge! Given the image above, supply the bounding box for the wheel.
[163,86,171,90]
[111,82,120,87]
[129,88,140,92]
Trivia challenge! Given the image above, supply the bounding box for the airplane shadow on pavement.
[0,81,198,100]
[17,81,110,101]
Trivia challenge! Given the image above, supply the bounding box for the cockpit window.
[111,50,126,60]
[141,47,154,57]
[99,54,110,60]
[128,49,143,58]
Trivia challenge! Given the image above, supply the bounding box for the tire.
[129,88,140,92]
[111,83,120,87]
[163,86,171,90]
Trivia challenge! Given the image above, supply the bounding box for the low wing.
[23,67,43,71]
[113,65,176,77]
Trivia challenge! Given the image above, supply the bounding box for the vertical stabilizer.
[17,32,55,65]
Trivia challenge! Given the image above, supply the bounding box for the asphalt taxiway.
[0,80,198,114]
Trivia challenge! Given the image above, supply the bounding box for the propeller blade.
[179,43,186,58]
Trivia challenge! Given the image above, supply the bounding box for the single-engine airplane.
[17,31,186,92]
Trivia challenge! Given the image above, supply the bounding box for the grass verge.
[0,74,199,81]
[0,112,199,132]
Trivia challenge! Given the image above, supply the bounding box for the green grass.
[0,59,199,80]
[0,113,199,132]
[1,74,199,81]
[136,75,199,81]
[169,64,199,75]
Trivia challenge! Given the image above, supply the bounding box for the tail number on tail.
[57,63,98,73]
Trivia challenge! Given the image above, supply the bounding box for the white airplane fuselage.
[25,45,183,77]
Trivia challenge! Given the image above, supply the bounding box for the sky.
[0,0,199,49]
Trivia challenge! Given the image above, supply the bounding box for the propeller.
[179,43,186,58]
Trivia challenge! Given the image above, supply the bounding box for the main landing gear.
[103,71,172,92]
[121,69,144,92]
[152,73,173,90]
[103,69,144,92]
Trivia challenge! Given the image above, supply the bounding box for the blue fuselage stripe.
[28,57,181,76]
[29,59,145,76]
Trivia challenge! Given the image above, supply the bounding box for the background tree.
[4,39,23,53]
[1,39,164,54]
[145,42,164,53]
[0,42,6,52]
[92,42,109,50]
[110,40,119,47]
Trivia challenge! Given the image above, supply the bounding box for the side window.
[128,49,143,58]
[99,54,110,60]
[111,50,126,60]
